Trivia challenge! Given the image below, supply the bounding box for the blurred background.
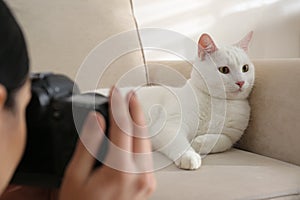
[5,0,300,85]
[133,0,300,60]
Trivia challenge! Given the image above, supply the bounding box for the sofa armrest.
[237,59,300,166]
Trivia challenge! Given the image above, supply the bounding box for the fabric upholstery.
[148,60,192,86]
[269,196,300,200]
[238,59,300,167]
[5,0,146,90]
[151,149,300,200]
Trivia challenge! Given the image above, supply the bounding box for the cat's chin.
[226,89,249,100]
[226,90,241,95]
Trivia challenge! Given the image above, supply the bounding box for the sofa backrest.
[238,59,300,167]
[5,0,147,90]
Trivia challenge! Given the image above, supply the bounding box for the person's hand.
[59,87,156,200]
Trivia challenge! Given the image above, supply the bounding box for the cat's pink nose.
[236,81,245,88]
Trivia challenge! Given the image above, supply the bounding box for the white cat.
[137,31,255,170]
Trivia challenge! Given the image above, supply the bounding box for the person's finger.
[128,91,151,153]
[128,91,154,174]
[102,87,138,172]
[65,112,105,182]
[108,86,133,152]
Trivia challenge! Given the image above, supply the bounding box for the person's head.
[0,0,31,193]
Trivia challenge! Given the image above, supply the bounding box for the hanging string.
[129,0,151,86]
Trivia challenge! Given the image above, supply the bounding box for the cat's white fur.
[137,32,255,170]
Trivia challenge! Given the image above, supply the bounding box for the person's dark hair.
[0,0,29,109]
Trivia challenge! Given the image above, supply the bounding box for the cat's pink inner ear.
[198,34,218,60]
[235,31,254,52]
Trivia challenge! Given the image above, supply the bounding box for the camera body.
[10,73,109,188]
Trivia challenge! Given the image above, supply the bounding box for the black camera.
[10,73,109,188]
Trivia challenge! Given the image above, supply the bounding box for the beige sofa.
[7,0,300,199]
[147,60,300,200]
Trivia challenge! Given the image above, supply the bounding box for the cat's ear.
[198,33,218,60]
[235,31,253,53]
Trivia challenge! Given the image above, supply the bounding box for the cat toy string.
[129,0,151,86]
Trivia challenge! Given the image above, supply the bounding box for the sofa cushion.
[5,0,146,89]
[151,149,300,200]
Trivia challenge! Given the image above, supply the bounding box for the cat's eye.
[242,64,249,73]
[218,66,230,74]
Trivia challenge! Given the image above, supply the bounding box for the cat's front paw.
[175,150,201,170]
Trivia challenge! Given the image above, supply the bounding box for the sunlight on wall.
[221,0,280,16]
[134,0,300,60]
[136,0,211,25]
[282,0,300,16]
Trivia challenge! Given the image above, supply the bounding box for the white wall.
[133,0,300,60]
